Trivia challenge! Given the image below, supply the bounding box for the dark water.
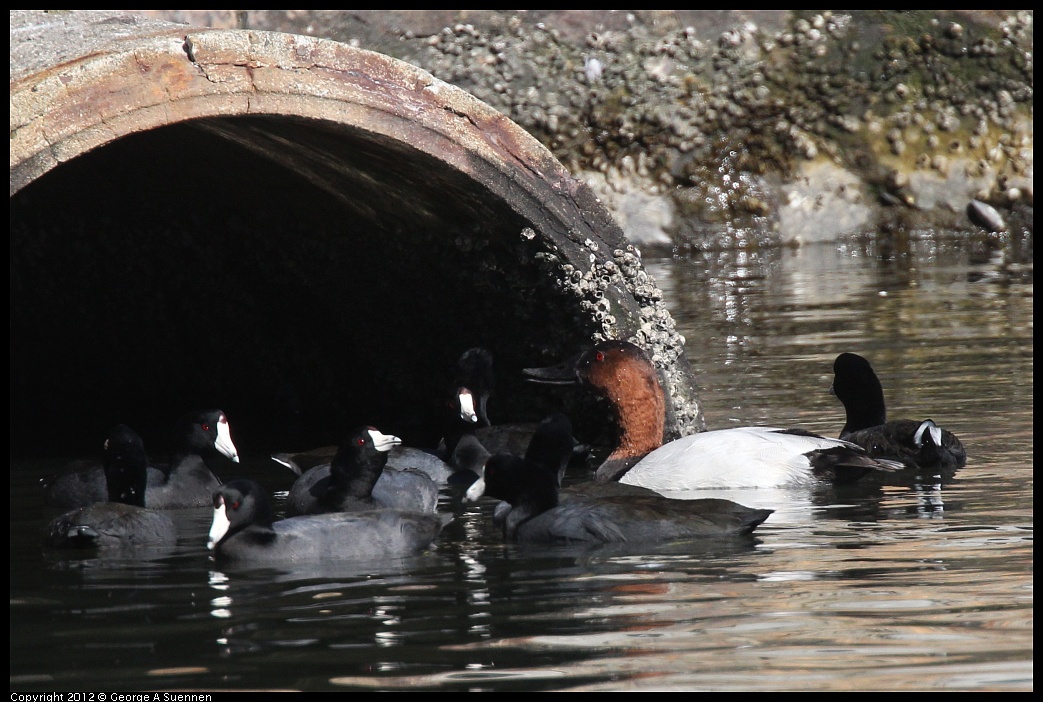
[10,240,1032,692]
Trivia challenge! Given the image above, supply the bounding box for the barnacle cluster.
[404,11,1032,248]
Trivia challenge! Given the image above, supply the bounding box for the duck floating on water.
[285,426,440,515]
[44,425,178,551]
[271,346,582,490]
[465,412,774,543]
[271,347,504,485]
[522,340,902,491]
[831,352,967,470]
[208,478,451,564]
[44,409,240,509]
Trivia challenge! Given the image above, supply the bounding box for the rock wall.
[132,10,1034,250]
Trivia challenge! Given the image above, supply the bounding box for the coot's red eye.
[201,423,210,432]
[230,500,240,510]
[356,438,366,447]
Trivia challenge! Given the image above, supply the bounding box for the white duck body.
[619,427,877,490]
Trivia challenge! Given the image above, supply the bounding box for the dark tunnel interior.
[9,118,606,460]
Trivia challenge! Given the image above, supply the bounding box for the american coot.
[284,426,439,515]
[518,411,573,488]
[443,347,590,463]
[438,388,492,487]
[488,411,671,529]
[465,413,773,544]
[523,340,902,490]
[388,382,491,485]
[268,350,487,485]
[274,440,460,484]
[437,347,588,487]
[831,352,967,469]
[271,348,527,489]
[445,347,535,457]
[208,479,451,563]
[280,450,440,515]
[43,409,241,509]
[44,425,178,551]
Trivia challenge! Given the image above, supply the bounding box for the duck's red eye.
[595,351,606,362]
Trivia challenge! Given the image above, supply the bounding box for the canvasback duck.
[44,425,177,551]
[831,352,967,469]
[464,412,773,543]
[285,426,438,515]
[522,340,902,490]
[43,409,240,509]
[208,479,451,563]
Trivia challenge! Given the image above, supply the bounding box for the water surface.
[10,239,1032,691]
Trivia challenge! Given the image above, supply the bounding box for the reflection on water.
[644,240,1032,432]
[10,241,1032,691]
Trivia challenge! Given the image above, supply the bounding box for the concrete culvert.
[10,10,703,456]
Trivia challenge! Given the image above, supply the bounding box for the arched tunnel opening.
[10,17,702,465]
[10,117,610,457]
